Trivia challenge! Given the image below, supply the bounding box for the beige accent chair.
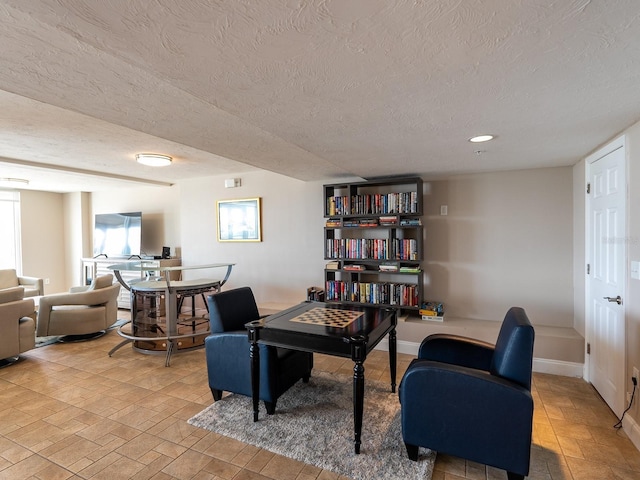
[36,274,120,341]
[0,269,44,298]
[0,286,36,367]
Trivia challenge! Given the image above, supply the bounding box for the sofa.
[0,269,44,298]
[0,286,36,366]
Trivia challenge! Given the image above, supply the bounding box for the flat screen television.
[93,212,142,258]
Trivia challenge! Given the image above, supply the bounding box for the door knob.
[603,295,622,305]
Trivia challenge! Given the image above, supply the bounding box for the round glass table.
[107,262,234,366]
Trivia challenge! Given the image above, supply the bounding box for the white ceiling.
[1,1,640,193]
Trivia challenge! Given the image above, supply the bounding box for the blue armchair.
[204,287,313,414]
[399,307,535,480]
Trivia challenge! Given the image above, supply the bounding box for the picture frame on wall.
[217,197,262,242]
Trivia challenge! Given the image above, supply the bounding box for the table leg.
[250,340,260,422]
[353,359,365,454]
[389,327,397,393]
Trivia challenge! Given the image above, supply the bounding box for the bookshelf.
[323,177,423,311]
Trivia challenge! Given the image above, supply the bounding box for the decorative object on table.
[0,294,35,367]
[36,274,120,342]
[306,286,325,301]
[399,307,535,480]
[0,268,44,298]
[189,371,435,480]
[205,287,313,413]
[216,197,262,242]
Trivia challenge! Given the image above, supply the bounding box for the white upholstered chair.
[36,274,120,341]
[0,269,44,298]
[0,286,36,367]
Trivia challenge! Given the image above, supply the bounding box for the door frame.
[584,135,627,393]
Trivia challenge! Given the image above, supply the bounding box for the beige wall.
[19,190,67,294]
[179,171,327,306]
[21,165,576,340]
[91,185,182,258]
[424,167,574,327]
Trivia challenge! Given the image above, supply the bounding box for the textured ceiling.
[1,0,640,192]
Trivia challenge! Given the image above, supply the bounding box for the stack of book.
[379,263,398,272]
[419,302,444,322]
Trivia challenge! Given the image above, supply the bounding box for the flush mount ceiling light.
[136,153,172,167]
[469,134,495,143]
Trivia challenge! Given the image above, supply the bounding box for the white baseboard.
[375,339,585,378]
[623,414,640,452]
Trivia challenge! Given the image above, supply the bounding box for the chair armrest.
[18,276,44,296]
[0,286,25,303]
[418,334,495,371]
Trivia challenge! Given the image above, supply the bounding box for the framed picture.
[217,197,262,242]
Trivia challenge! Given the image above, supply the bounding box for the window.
[0,191,21,271]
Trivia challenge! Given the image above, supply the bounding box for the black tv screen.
[93,212,142,258]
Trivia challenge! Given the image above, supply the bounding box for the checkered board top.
[289,307,364,328]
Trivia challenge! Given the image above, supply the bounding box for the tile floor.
[1,313,640,480]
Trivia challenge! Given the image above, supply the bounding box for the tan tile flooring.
[1,314,640,479]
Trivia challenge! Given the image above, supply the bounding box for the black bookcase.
[323,177,423,311]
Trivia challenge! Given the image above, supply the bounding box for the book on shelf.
[399,218,422,226]
[325,218,341,227]
[379,215,399,225]
[379,264,399,272]
[399,266,421,273]
[325,261,339,270]
[343,264,366,271]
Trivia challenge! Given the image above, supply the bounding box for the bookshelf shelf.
[323,177,423,311]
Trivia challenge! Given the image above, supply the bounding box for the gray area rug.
[188,371,435,480]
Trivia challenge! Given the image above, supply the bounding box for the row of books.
[326,216,422,228]
[326,238,419,261]
[325,280,420,307]
[326,262,422,273]
[326,192,420,216]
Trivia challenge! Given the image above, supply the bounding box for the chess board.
[289,307,363,328]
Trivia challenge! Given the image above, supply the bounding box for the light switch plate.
[631,261,640,280]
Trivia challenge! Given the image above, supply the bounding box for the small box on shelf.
[419,301,444,322]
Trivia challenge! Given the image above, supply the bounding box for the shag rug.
[188,371,435,480]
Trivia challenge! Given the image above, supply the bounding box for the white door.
[588,141,626,418]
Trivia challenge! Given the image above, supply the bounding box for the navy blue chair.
[399,307,535,480]
[204,287,313,414]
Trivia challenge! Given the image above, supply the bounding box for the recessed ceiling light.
[136,153,172,167]
[469,135,494,143]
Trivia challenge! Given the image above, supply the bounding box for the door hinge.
[587,263,590,275]
[587,182,591,194]
[587,343,591,355]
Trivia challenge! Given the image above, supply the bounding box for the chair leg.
[507,473,524,480]
[211,388,222,401]
[405,443,419,461]
[264,400,276,415]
